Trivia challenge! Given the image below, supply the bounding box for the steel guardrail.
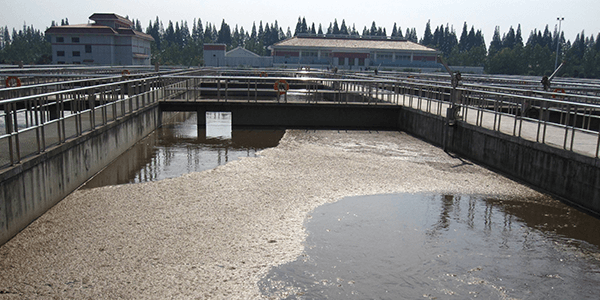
[3,69,600,173]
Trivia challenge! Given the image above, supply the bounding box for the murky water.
[82,112,284,188]
[77,113,600,299]
[260,193,600,299]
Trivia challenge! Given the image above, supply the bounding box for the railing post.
[570,105,577,151]
[217,78,221,101]
[5,103,15,165]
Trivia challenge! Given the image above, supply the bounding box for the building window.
[57,51,65,57]
[85,45,92,53]
[56,37,64,43]
[348,58,355,66]
[358,58,365,66]
[73,51,80,57]
[72,37,80,43]
[57,61,65,64]
[378,53,393,60]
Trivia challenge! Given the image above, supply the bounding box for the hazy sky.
[4,0,600,45]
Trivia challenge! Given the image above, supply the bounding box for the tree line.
[1,17,599,78]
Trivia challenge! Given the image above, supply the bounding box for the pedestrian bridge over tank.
[2,66,600,245]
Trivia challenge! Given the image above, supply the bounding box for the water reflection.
[260,193,600,299]
[205,111,232,139]
[82,112,284,189]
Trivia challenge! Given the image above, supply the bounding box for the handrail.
[0,75,173,169]
[0,76,162,105]
[3,70,600,172]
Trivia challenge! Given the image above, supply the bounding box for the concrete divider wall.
[399,106,600,215]
[0,104,162,245]
[163,102,403,130]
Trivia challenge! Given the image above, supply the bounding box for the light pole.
[555,17,564,70]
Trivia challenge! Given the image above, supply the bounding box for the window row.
[374,53,412,61]
[56,37,80,43]
[56,46,92,57]
[338,57,365,66]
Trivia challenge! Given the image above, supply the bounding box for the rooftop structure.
[45,13,154,65]
[270,35,440,70]
[203,44,272,67]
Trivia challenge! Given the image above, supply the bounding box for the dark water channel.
[260,193,600,299]
[82,112,284,189]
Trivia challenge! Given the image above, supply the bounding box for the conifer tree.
[340,20,348,35]
[333,19,340,35]
[294,17,302,36]
[421,20,433,45]
[301,17,308,33]
[370,22,377,36]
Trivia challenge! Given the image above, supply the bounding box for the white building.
[203,44,273,67]
[45,13,154,65]
[270,35,440,71]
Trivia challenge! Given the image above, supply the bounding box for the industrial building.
[269,35,441,71]
[45,13,154,65]
[203,44,273,68]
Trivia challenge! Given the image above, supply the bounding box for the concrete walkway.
[397,92,600,158]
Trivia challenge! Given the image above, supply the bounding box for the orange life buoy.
[274,79,289,95]
[552,88,566,98]
[260,72,267,77]
[122,70,130,76]
[5,76,21,87]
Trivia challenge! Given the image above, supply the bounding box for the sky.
[3,0,600,46]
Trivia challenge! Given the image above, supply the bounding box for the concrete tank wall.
[3,100,599,246]
[399,106,600,215]
[0,104,162,245]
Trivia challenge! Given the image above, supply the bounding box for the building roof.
[115,28,155,41]
[226,47,260,58]
[271,36,437,53]
[45,24,118,35]
[45,24,154,41]
[89,13,133,27]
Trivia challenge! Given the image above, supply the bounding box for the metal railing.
[158,72,600,157]
[160,74,406,104]
[0,68,194,99]
[0,76,168,169]
[3,69,600,172]
[392,80,600,157]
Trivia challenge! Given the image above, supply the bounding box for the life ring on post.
[260,72,267,77]
[122,70,130,76]
[5,76,21,87]
[552,88,565,98]
[274,79,289,95]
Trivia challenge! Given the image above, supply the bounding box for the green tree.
[217,19,232,47]
[421,20,433,46]
[0,24,50,64]
[340,20,348,35]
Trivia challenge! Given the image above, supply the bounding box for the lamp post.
[555,17,564,70]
